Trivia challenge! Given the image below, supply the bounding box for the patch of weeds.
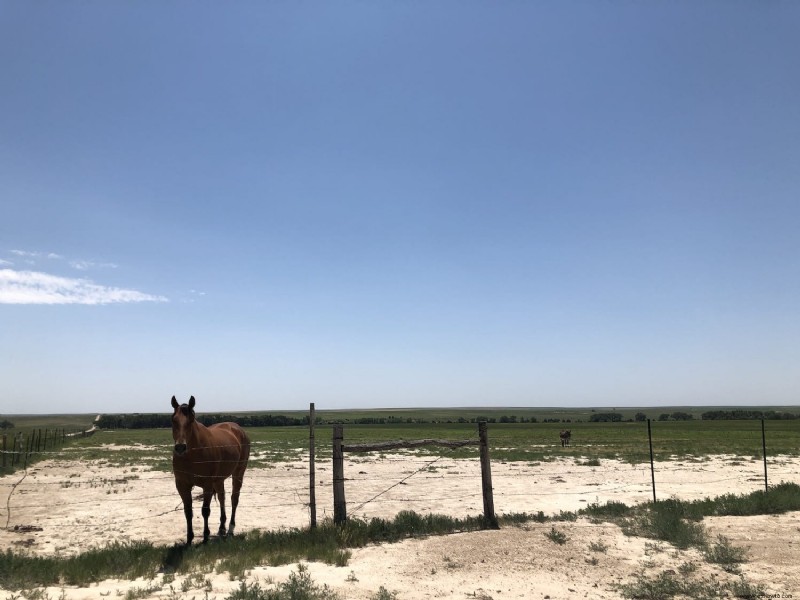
[7,589,52,600]
[181,571,212,592]
[582,500,632,521]
[442,555,462,570]
[589,540,608,553]
[578,458,601,467]
[619,570,687,599]
[545,527,568,545]
[691,482,800,517]
[677,561,697,577]
[499,511,546,525]
[225,564,340,600]
[703,535,748,574]
[125,580,163,600]
[370,586,399,600]
[623,500,707,550]
[620,569,765,600]
[728,576,766,599]
[644,542,665,556]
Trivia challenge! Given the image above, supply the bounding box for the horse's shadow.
[160,536,230,573]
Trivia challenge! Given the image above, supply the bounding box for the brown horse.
[171,395,250,545]
[560,429,571,447]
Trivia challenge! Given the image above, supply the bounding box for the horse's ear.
[171,396,179,409]
[188,396,196,409]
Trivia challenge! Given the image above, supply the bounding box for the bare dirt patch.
[2,453,799,599]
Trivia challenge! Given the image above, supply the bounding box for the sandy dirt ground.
[1,448,799,599]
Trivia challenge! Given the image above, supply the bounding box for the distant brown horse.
[560,429,571,447]
[171,395,250,545]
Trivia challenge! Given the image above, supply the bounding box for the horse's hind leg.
[214,479,228,537]
[201,487,213,543]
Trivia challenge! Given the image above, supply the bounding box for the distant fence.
[0,428,85,473]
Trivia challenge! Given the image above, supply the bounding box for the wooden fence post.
[309,403,317,529]
[23,433,30,468]
[761,419,768,494]
[478,421,497,528]
[647,419,657,503]
[333,425,346,524]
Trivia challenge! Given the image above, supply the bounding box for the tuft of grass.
[589,540,608,553]
[622,500,707,550]
[619,569,765,600]
[499,510,546,525]
[225,564,339,600]
[370,586,399,600]
[619,570,688,600]
[703,535,748,574]
[582,500,632,520]
[545,527,568,545]
[689,482,800,517]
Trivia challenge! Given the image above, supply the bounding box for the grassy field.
[2,407,797,475]
[41,417,799,472]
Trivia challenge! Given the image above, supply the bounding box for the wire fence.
[1,419,799,553]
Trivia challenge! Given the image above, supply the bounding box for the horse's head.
[171,395,196,456]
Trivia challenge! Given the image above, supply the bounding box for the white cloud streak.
[0,269,168,305]
[10,249,63,260]
[70,260,119,271]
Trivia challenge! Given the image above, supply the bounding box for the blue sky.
[1,2,799,414]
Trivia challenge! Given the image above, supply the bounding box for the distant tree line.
[700,410,799,421]
[96,413,309,429]
[96,413,550,429]
[590,413,623,423]
[94,409,800,430]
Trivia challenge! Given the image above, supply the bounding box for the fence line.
[2,417,798,541]
[331,422,498,527]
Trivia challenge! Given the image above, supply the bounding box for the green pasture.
[46,418,799,471]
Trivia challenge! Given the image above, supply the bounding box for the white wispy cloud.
[10,249,63,260]
[70,260,119,271]
[0,269,168,305]
[0,259,12,267]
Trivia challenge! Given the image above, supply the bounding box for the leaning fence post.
[647,419,656,503]
[333,425,346,525]
[478,421,497,527]
[761,419,768,494]
[309,403,317,529]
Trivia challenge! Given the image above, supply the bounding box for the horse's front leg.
[177,485,194,545]
[214,480,228,537]
[201,487,213,543]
